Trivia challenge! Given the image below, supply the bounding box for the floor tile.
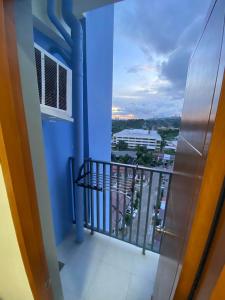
[126,273,155,300]
[102,237,143,273]
[57,230,159,300]
[84,261,131,300]
[60,253,102,300]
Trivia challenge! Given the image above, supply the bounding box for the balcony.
[57,229,159,300]
[59,159,172,299]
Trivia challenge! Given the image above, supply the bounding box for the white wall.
[32,0,120,20]
[32,0,70,37]
[0,165,33,300]
[14,1,63,299]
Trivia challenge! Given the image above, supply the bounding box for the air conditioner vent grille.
[34,44,72,121]
[59,65,67,110]
[34,48,42,103]
[45,55,57,108]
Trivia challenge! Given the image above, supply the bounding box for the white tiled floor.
[57,229,159,300]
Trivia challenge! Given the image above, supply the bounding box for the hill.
[112,117,181,134]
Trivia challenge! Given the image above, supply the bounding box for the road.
[130,172,160,249]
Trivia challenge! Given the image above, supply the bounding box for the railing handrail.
[84,157,174,175]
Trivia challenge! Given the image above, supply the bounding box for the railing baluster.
[129,167,136,243]
[159,174,172,252]
[109,164,112,236]
[116,165,120,238]
[122,167,127,240]
[76,158,173,254]
[84,160,89,227]
[96,162,100,232]
[69,158,76,224]
[162,174,172,228]
[151,173,163,252]
[103,163,106,233]
[143,172,153,255]
[136,169,144,246]
[90,160,94,234]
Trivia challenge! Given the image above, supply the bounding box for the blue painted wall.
[86,5,114,161]
[42,119,74,245]
[33,28,69,66]
[33,4,114,244]
[86,6,114,231]
[34,30,74,245]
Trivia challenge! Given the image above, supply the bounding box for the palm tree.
[160,138,167,152]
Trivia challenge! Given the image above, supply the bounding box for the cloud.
[118,0,208,55]
[127,64,156,73]
[160,14,206,90]
[161,47,190,89]
[113,89,184,119]
[113,94,142,99]
[112,105,135,119]
[113,0,211,118]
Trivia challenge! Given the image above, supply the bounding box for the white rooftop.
[114,129,162,141]
[165,140,177,150]
[166,140,178,146]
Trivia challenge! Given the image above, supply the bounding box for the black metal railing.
[73,158,173,254]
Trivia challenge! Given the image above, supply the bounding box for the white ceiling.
[73,0,122,16]
[32,0,123,37]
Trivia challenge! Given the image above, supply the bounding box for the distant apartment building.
[112,129,162,150]
[165,140,178,151]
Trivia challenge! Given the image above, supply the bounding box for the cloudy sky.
[112,0,211,119]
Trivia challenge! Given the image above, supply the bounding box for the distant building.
[164,140,178,151]
[162,154,173,161]
[112,129,161,150]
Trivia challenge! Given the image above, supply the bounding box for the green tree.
[117,140,128,150]
[118,154,131,164]
[164,149,176,155]
[133,198,139,210]
[136,145,147,163]
[136,191,140,199]
[142,151,153,165]
[136,145,147,154]
[158,128,179,141]
[135,146,153,166]
[160,138,167,151]
[125,213,132,225]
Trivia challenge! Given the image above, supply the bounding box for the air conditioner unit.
[34,44,73,121]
